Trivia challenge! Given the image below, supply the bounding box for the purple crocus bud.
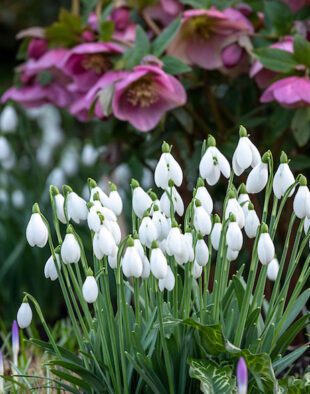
[12,320,19,365]
[237,357,248,394]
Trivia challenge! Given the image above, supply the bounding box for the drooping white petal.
[273,163,295,199]
[67,192,88,224]
[226,222,243,252]
[122,246,143,278]
[293,186,310,219]
[150,248,168,279]
[258,233,275,265]
[158,266,175,291]
[141,255,151,279]
[195,186,213,214]
[235,137,252,171]
[139,217,158,248]
[61,233,81,264]
[195,239,209,266]
[54,194,66,224]
[267,258,279,281]
[192,261,203,279]
[225,198,245,229]
[245,210,260,239]
[82,276,99,303]
[211,222,222,250]
[26,213,48,248]
[246,162,268,194]
[132,187,152,218]
[194,206,212,235]
[17,303,32,329]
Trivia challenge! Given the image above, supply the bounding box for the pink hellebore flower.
[62,42,124,93]
[250,37,293,89]
[111,7,136,43]
[144,0,183,27]
[282,0,310,13]
[167,8,253,72]
[27,38,48,59]
[260,76,310,108]
[112,65,186,132]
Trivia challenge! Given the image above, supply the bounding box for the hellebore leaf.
[293,35,310,68]
[162,56,191,75]
[264,1,293,35]
[254,48,298,73]
[292,107,310,147]
[152,18,181,57]
[99,20,115,42]
[122,26,150,69]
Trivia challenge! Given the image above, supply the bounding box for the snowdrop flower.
[0,136,13,162]
[51,186,66,224]
[108,251,118,269]
[236,357,248,394]
[131,179,152,218]
[17,300,32,329]
[0,105,18,132]
[88,179,110,206]
[11,189,25,209]
[195,236,209,266]
[122,237,143,278]
[26,204,48,248]
[150,242,168,279]
[211,215,222,250]
[225,192,245,229]
[82,271,99,303]
[93,224,116,259]
[226,214,243,252]
[273,152,295,199]
[304,217,310,234]
[133,238,145,261]
[139,216,158,248]
[159,266,175,291]
[160,187,184,217]
[227,247,239,262]
[105,220,121,245]
[184,231,195,262]
[141,255,151,279]
[238,184,251,216]
[192,261,203,279]
[199,135,230,186]
[246,152,270,194]
[232,126,260,176]
[194,200,212,235]
[61,229,81,264]
[12,320,19,365]
[267,258,279,282]
[152,206,170,241]
[81,143,98,166]
[107,183,123,216]
[61,144,79,177]
[65,187,88,224]
[166,225,186,260]
[194,178,213,214]
[87,204,101,232]
[154,142,183,189]
[47,167,66,189]
[44,252,61,281]
[258,223,275,265]
[293,176,310,219]
[244,203,260,239]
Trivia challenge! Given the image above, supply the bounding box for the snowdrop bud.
[108,250,118,269]
[267,258,279,282]
[122,237,143,278]
[17,300,32,329]
[166,225,184,257]
[139,216,158,248]
[192,260,203,279]
[238,184,251,216]
[194,200,212,235]
[273,152,295,199]
[225,191,245,229]
[93,224,116,259]
[152,208,170,241]
[195,178,213,214]
[141,255,151,279]
[246,152,270,194]
[88,179,110,206]
[258,224,275,265]
[158,266,175,291]
[293,176,310,219]
[150,242,168,279]
[154,142,183,189]
[81,143,98,166]
[65,187,88,224]
[160,187,184,217]
[82,270,99,303]
[107,183,123,215]
[236,357,248,394]
[184,231,195,262]
[61,228,81,264]
[51,186,66,224]
[26,204,48,248]
[232,126,260,176]
[87,205,101,232]
[226,214,243,252]
[227,247,239,262]
[131,180,152,218]
[12,320,19,365]
[44,252,61,281]
[0,105,18,132]
[211,215,222,250]
[199,135,231,185]
[195,236,209,266]
[244,203,260,239]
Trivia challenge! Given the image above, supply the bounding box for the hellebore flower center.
[126,75,159,108]
[81,53,112,74]
[182,16,216,40]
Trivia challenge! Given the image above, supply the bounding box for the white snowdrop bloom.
[154,143,183,189]
[273,153,295,199]
[194,202,212,235]
[225,196,245,229]
[132,182,152,218]
[192,261,203,279]
[152,209,170,241]
[141,255,151,279]
[0,136,12,162]
[107,188,123,216]
[160,187,184,217]
[105,220,121,245]
[0,189,8,204]
[82,275,99,303]
[166,226,184,257]
[99,206,117,222]
[87,206,101,232]
[54,193,66,224]
[66,191,88,224]
[81,143,98,166]
[195,180,213,214]
[134,238,145,261]
[267,258,279,282]
[232,127,261,176]
[199,136,230,186]
[61,145,79,176]
[174,237,190,265]
[159,266,175,291]
[11,189,25,209]
[150,246,168,279]
[122,241,143,278]
[61,233,81,264]
[304,217,310,234]
[246,153,269,194]
[211,220,222,251]
[184,232,195,262]
[226,217,243,252]
[227,247,239,262]
[195,238,209,266]
[0,105,18,132]
[108,251,118,269]
[44,253,61,281]
[17,302,32,329]
[89,184,110,206]
[47,167,66,189]
[244,204,260,239]
[258,225,275,265]
[293,178,310,219]
[139,217,158,248]
[238,189,251,216]
[93,225,116,259]
[26,208,48,248]
[159,239,168,254]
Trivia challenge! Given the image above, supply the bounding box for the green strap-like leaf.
[152,18,181,57]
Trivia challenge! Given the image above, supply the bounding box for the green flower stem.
[49,189,62,245]
[218,244,229,311]
[199,275,203,320]
[262,155,273,223]
[268,197,278,232]
[72,229,89,276]
[134,278,141,325]
[172,258,178,318]
[143,280,149,320]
